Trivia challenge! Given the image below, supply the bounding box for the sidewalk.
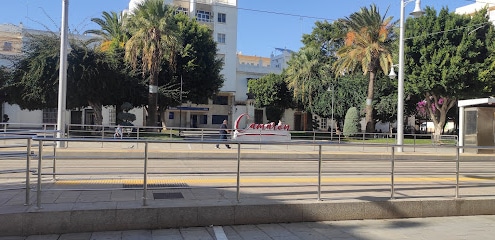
[1,141,494,237]
[2,215,495,240]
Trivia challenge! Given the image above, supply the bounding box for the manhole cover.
[153,192,184,199]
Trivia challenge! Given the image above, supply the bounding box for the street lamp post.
[327,85,334,140]
[394,0,424,152]
[56,0,69,147]
[179,76,183,132]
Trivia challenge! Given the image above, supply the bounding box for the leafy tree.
[311,74,367,129]
[6,33,138,126]
[247,73,293,122]
[334,4,395,133]
[0,66,10,104]
[155,13,224,127]
[7,33,62,109]
[343,107,360,137]
[373,75,398,127]
[404,7,495,139]
[125,0,181,127]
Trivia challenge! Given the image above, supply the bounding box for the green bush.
[343,107,359,137]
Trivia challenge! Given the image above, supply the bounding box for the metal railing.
[0,130,57,205]
[17,137,491,209]
[64,123,457,149]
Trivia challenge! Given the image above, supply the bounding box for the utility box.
[464,107,495,154]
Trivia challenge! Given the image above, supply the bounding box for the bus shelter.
[458,97,495,154]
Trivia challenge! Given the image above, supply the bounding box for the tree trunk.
[88,100,103,126]
[159,106,167,131]
[147,92,157,127]
[433,124,443,143]
[147,70,158,128]
[365,71,375,133]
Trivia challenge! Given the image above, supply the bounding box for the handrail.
[3,134,492,208]
[0,130,57,205]
[23,137,494,209]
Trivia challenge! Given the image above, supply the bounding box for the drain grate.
[153,192,184,199]
[123,183,189,189]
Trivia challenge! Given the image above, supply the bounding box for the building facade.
[1,0,297,130]
[456,0,495,23]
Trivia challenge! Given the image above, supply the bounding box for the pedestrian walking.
[114,125,123,139]
[216,120,231,149]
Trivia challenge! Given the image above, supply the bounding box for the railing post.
[52,139,56,180]
[101,125,105,148]
[317,144,322,201]
[455,145,460,198]
[25,138,31,205]
[236,143,241,202]
[142,142,149,206]
[391,146,395,199]
[413,134,416,152]
[36,139,44,209]
[362,132,365,151]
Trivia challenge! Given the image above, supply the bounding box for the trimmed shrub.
[343,107,359,137]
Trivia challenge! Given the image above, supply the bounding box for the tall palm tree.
[333,4,394,133]
[124,0,180,127]
[84,11,129,52]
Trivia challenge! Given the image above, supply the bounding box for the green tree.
[334,4,395,133]
[404,7,495,139]
[343,107,360,137]
[155,13,224,127]
[8,33,62,109]
[6,33,136,126]
[0,66,10,104]
[247,73,293,122]
[285,46,331,110]
[311,74,368,129]
[125,0,181,127]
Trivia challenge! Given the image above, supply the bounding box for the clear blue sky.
[0,0,470,56]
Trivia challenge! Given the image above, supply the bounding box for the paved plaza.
[2,215,495,240]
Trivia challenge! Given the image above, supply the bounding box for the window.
[321,118,327,130]
[176,6,188,15]
[212,115,228,124]
[200,115,207,124]
[196,10,211,22]
[2,42,12,51]
[213,96,228,105]
[109,108,116,125]
[42,108,57,123]
[217,54,225,63]
[217,13,226,23]
[217,33,226,44]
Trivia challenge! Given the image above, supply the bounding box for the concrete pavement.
[2,215,495,239]
[1,140,495,238]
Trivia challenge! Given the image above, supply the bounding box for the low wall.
[2,198,494,237]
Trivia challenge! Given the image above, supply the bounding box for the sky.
[0,0,473,57]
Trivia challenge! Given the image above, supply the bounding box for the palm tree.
[284,46,331,131]
[285,46,330,108]
[84,11,129,52]
[124,0,180,127]
[333,4,394,133]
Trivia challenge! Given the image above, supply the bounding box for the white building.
[1,0,297,130]
[456,0,495,23]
